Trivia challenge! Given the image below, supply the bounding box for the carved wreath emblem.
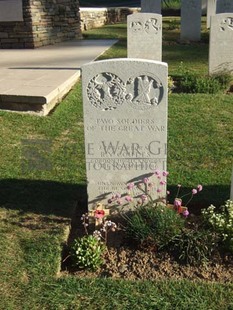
[87,72,164,111]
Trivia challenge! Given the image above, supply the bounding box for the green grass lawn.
[0,17,233,309]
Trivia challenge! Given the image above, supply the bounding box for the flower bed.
[62,171,233,282]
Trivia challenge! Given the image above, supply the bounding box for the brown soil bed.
[62,229,233,283]
[70,248,233,283]
[61,203,233,283]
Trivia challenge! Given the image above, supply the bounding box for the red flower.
[94,209,105,219]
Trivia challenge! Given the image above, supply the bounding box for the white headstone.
[216,0,233,14]
[202,0,207,15]
[141,0,161,14]
[82,59,168,212]
[207,0,217,28]
[0,0,23,22]
[209,13,233,75]
[180,0,202,41]
[127,13,162,61]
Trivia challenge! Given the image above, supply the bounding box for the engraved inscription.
[130,18,160,34]
[86,158,166,172]
[87,72,164,111]
[87,72,125,111]
[92,118,165,132]
[220,17,233,31]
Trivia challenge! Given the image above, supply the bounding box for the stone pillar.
[141,0,161,14]
[0,0,81,49]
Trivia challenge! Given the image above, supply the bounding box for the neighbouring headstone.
[82,59,168,212]
[207,0,217,28]
[127,13,162,61]
[0,0,23,22]
[216,0,233,14]
[202,0,207,15]
[230,167,233,200]
[209,13,233,75]
[141,0,161,14]
[180,0,202,41]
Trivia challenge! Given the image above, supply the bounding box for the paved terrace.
[0,39,117,116]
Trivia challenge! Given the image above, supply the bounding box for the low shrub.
[176,63,232,94]
[170,228,219,265]
[202,200,233,253]
[123,204,185,250]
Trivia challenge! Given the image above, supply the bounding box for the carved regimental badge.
[87,72,164,111]
[130,18,160,34]
[126,74,163,111]
[220,17,233,31]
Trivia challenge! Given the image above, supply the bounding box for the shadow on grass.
[0,179,230,217]
[163,44,208,63]
[0,179,88,218]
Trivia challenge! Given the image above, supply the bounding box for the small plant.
[70,235,106,271]
[168,76,175,94]
[170,228,219,265]
[123,204,185,249]
[172,183,203,214]
[177,62,232,94]
[202,200,233,253]
[107,170,202,219]
[167,19,179,30]
[69,209,118,271]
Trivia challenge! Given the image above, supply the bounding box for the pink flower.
[197,184,203,192]
[167,190,170,195]
[192,189,197,195]
[117,199,123,205]
[143,177,149,184]
[127,182,134,190]
[141,194,147,202]
[174,199,182,207]
[125,195,133,202]
[157,188,162,193]
[154,169,161,176]
[94,210,105,219]
[115,193,121,199]
[163,171,169,176]
[160,180,166,185]
[183,209,189,218]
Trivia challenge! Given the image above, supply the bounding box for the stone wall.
[80,7,140,31]
[0,0,81,49]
